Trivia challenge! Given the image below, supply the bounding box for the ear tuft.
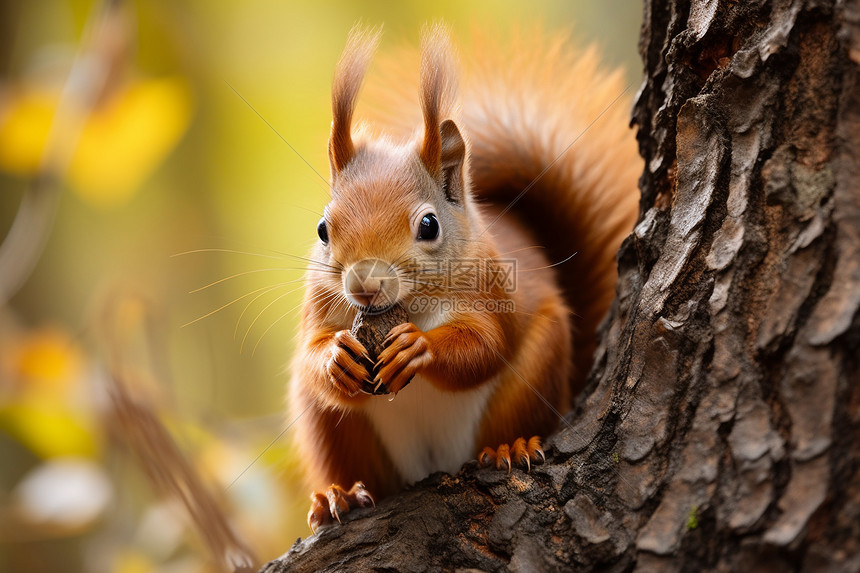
[329,25,382,176]
[418,23,458,177]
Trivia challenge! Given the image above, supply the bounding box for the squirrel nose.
[348,277,382,307]
[344,259,399,309]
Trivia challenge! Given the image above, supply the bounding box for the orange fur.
[288,24,641,526]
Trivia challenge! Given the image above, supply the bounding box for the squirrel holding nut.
[290,24,641,532]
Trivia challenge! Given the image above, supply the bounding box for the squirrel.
[289,24,641,533]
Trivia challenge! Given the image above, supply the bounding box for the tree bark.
[261,0,860,570]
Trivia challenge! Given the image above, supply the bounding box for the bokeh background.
[0,1,641,571]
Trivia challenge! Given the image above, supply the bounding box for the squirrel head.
[310,24,474,313]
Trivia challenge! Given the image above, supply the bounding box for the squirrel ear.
[329,25,381,176]
[439,119,466,204]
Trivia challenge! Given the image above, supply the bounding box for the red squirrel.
[289,24,641,532]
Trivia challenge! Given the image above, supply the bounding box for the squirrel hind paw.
[478,436,544,473]
[307,482,377,534]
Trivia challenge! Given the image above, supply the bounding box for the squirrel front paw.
[375,322,432,394]
[479,436,545,473]
[307,482,375,534]
[326,330,372,396]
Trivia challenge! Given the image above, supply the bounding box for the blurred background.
[0,1,641,571]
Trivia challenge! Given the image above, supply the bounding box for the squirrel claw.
[512,437,530,472]
[374,323,431,394]
[478,436,544,474]
[327,330,372,397]
[530,436,546,463]
[307,481,376,534]
[478,446,495,466]
[497,444,512,473]
[308,492,328,534]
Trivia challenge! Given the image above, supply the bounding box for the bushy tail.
[461,29,641,383]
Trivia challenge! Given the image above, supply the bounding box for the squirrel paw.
[307,481,375,534]
[478,436,545,473]
[375,322,432,394]
[326,330,372,396]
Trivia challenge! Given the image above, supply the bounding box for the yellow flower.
[0,86,57,174]
[69,77,193,206]
[0,76,192,207]
[0,326,99,459]
[11,326,82,389]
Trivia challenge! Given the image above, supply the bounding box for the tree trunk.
[261,1,860,570]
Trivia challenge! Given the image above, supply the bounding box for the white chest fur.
[361,375,496,484]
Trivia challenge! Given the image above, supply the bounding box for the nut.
[350,304,409,395]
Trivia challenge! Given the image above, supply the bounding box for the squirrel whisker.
[233,282,310,339]
[183,280,305,329]
[250,291,341,356]
[190,267,333,294]
[240,287,310,354]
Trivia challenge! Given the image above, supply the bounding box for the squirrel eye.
[417,213,440,241]
[317,218,329,244]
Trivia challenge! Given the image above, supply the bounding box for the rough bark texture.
[262,1,860,570]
